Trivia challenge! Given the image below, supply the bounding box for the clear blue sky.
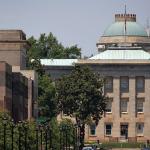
[0,0,149,56]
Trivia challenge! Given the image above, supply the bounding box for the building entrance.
[120,124,128,139]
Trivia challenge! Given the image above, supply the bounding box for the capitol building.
[41,13,150,142]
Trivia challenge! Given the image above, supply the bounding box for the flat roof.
[40,59,78,66]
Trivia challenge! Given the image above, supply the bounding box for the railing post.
[36,126,39,150]
[18,121,22,150]
[23,122,28,150]
[66,128,67,150]
[39,125,43,150]
[49,128,52,149]
[59,127,62,150]
[3,118,7,150]
[11,120,14,150]
[45,125,48,150]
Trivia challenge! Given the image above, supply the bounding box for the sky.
[0,0,149,57]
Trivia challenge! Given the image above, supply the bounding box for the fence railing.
[0,116,80,150]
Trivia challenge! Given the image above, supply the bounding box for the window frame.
[120,76,129,92]
[105,98,113,113]
[90,124,96,136]
[136,99,144,113]
[136,76,145,92]
[136,123,144,136]
[104,76,113,93]
[105,124,112,136]
[120,99,128,113]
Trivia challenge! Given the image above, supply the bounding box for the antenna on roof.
[146,18,150,37]
[123,4,127,59]
[124,4,127,44]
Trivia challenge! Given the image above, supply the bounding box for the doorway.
[120,124,128,139]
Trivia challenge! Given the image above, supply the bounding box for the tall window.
[136,77,145,92]
[137,99,144,113]
[90,124,96,135]
[120,77,129,92]
[105,77,113,92]
[136,123,144,135]
[105,124,112,136]
[106,99,112,113]
[120,99,128,113]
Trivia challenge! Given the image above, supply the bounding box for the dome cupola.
[97,13,150,52]
[103,14,147,37]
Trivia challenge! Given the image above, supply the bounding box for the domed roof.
[103,22,148,37]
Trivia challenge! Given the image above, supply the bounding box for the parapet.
[115,14,136,22]
[0,30,26,41]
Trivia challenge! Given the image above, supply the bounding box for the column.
[113,76,120,138]
[128,76,136,139]
[144,76,150,140]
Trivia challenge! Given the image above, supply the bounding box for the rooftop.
[40,59,78,66]
[90,48,150,60]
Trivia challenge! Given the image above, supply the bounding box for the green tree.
[27,33,81,61]
[38,75,57,119]
[26,32,82,120]
[29,59,45,76]
[56,65,106,148]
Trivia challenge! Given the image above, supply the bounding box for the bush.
[99,142,145,148]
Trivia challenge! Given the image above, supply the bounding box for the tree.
[27,33,81,61]
[26,32,82,120]
[38,75,57,119]
[56,65,106,149]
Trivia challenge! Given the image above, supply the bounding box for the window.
[106,99,112,113]
[137,99,144,113]
[105,124,112,135]
[105,77,113,92]
[120,77,129,92]
[136,77,145,92]
[90,124,96,135]
[121,99,128,113]
[136,123,144,135]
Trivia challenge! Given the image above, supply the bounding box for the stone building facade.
[77,59,150,142]
[0,30,38,122]
[41,13,150,142]
[0,62,12,113]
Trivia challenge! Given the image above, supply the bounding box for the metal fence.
[0,117,80,150]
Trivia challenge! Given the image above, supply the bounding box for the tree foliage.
[56,66,106,148]
[56,65,106,125]
[38,75,57,119]
[27,33,81,62]
[26,32,82,120]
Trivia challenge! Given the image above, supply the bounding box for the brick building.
[41,13,150,142]
[0,30,38,122]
